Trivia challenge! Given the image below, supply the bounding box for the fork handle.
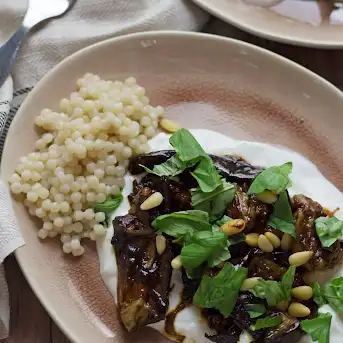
[0,26,27,88]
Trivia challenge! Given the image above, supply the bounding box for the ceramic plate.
[2,31,343,343]
[192,0,343,48]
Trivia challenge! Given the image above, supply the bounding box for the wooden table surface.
[3,21,343,343]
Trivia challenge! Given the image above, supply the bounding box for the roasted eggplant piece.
[128,151,262,184]
[228,186,272,233]
[292,194,343,271]
[203,308,242,343]
[128,150,175,175]
[128,174,191,225]
[248,256,287,281]
[111,214,173,331]
[256,311,304,343]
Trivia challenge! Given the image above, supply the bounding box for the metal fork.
[0,0,76,88]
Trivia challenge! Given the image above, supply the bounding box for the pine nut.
[256,190,278,204]
[281,233,293,251]
[156,235,166,255]
[171,255,182,270]
[220,219,246,236]
[245,233,259,247]
[140,192,164,210]
[289,251,313,267]
[291,286,313,301]
[276,300,289,311]
[288,303,311,318]
[160,119,181,133]
[258,234,274,252]
[240,277,261,291]
[264,232,281,248]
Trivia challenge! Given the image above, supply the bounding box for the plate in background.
[192,0,343,48]
[1,31,343,343]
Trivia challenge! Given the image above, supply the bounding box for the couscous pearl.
[27,191,38,202]
[70,236,81,251]
[43,222,53,231]
[73,222,83,233]
[60,201,70,213]
[93,224,106,236]
[10,183,23,194]
[60,234,71,243]
[95,193,106,203]
[54,217,65,228]
[48,231,58,238]
[38,229,48,239]
[50,202,60,212]
[62,242,72,254]
[72,246,84,257]
[95,212,106,223]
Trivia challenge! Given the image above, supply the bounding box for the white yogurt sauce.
[96,129,343,343]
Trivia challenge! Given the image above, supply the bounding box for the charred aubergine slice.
[111,214,173,331]
[128,151,262,183]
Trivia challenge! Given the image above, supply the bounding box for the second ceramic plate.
[193,0,343,48]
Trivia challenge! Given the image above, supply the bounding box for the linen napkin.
[0,0,209,339]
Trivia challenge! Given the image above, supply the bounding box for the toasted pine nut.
[140,192,164,210]
[289,251,313,267]
[245,233,259,247]
[281,233,293,251]
[220,219,246,236]
[160,119,181,133]
[240,277,261,291]
[171,255,182,270]
[258,234,274,252]
[288,303,311,318]
[264,232,281,248]
[156,235,166,255]
[291,286,313,301]
[256,190,278,204]
[276,300,289,311]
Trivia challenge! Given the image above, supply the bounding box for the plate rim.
[3,30,343,343]
[192,0,343,49]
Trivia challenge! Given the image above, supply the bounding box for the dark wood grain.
[3,21,343,343]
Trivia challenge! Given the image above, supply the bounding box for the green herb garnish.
[250,316,282,331]
[193,263,248,317]
[245,303,266,318]
[181,230,229,271]
[94,194,123,214]
[152,210,211,241]
[315,216,343,248]
[301,313,332,343]
[248,162,293,195]
[191,180,236,222]
[313,282,327,307]
[268,191,296,238]
[146,129,222,193]
[251,267,296,307]
[323,277,343,315]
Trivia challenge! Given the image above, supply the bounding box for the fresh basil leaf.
[251,266,295,307]
[94,194,123,214]
[228,233,246,246]
[313,282,327,307]
[148,129,222,193]
[268,191,296,238]
[250,316,282,331]
[323,277,343,315]
[153,155,195,177]
[245,303,266,318]
[248,162,293,195]
[170,128,207,161]
[281,266,296,302]
[191,181,236,222]
[207,245,231,268]
[301,313,332,343]
[193,263,248,317]
[214,215,233,227]
[191,157,222,193]
[251,280,285,307]
[152,210,211,240]
[181,230,228,270]
[315,216,343,248]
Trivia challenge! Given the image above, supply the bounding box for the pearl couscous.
[9,73,164,256]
